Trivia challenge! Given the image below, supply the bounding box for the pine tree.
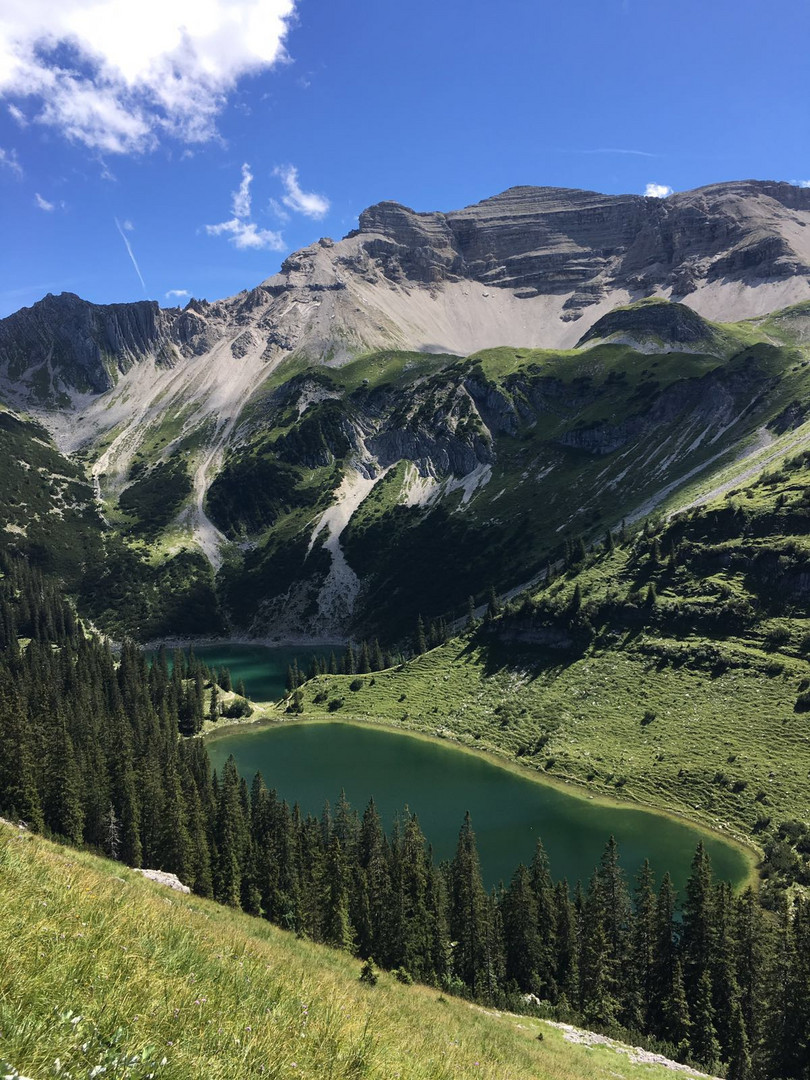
[529,839,558,999]
[660,959,691,1056]
[726,996,752,1080]
[449,812,488,996]
[45,719,84,844]
[630,859,657,1031]
[733,887,769,1064]
[553,879,580,1008]
[323,834,354,952]
[690,969,720,1071]
[213,757,247,907]
[650,872,678,1039]
[682,843,716,999]
[502,863,540,991]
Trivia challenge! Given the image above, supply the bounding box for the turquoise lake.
[208,718,751,893]
[147,642,335,701]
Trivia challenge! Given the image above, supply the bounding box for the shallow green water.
[146,643,334,701]
[208,720,750,892]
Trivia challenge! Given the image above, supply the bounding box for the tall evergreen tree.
[449,812,488,996]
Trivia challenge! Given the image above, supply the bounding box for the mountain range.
[1,179,810,641]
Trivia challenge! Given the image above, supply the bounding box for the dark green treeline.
[0,553,808,1079]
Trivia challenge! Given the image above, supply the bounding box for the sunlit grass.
[0,826,693,1080]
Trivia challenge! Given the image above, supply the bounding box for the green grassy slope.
[0,824,701,1080]
[212,300,810,640]
[0,405,104,584]
[279,440,810,883]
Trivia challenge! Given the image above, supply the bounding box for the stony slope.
[3,180,810,408]
[1,298,810,641]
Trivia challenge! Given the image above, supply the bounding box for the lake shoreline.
[205,711,762,893]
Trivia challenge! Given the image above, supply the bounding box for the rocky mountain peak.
[3,180,810,408]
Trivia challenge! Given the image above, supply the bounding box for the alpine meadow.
[1,3,810,1077]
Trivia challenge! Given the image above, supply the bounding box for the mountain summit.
[3,180,810,409]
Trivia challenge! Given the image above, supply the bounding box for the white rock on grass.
[132,868,191,893]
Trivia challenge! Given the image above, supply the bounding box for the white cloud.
[0,0,296,154]
[122,218,134,231]
[205,217,284,251]
[644,182,673,198]
[7,103,27,126]
[232,162,253,219]
[274,164,330,219]
[795,180,810,189]
[166,288,190,300]
[115,216,146,290]
[0,147,22,177]
[34,192,54,210]
[206,162,285,251]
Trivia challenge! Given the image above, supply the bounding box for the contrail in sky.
[115,217,146,291]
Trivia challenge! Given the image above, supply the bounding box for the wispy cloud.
[644,182,673,198]
[165,288,190,300]
[274,164,330,219]
[579,147,659,158]
[0,147,22,177]
[205,162,284,251]
[232,163,253,219]
[268,197,290,222]
[34,193,54,211]
[0,0,296,154]
[7,104,27,127]
[794,180,810,189]
[115,216,146,290]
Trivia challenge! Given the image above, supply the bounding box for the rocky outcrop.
[132,868,191,893]
[0,292,177,398]
[354,180,810,300]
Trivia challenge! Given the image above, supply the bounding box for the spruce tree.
[690,969,720,1071]
[529,839,558,999]
[323,834,354,952]
[660,959,691,1057]
[502,863,541,991]
[449,812,488,996]
[726,996,752,1080]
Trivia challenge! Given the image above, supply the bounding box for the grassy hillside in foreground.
[0,825,708,1080]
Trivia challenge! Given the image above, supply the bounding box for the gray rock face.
[3,180,810,406]
[0,292,177,397]
[356,180,810,298]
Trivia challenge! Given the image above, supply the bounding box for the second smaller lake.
[146,643,335,701]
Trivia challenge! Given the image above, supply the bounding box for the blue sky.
[1,0,808,317]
